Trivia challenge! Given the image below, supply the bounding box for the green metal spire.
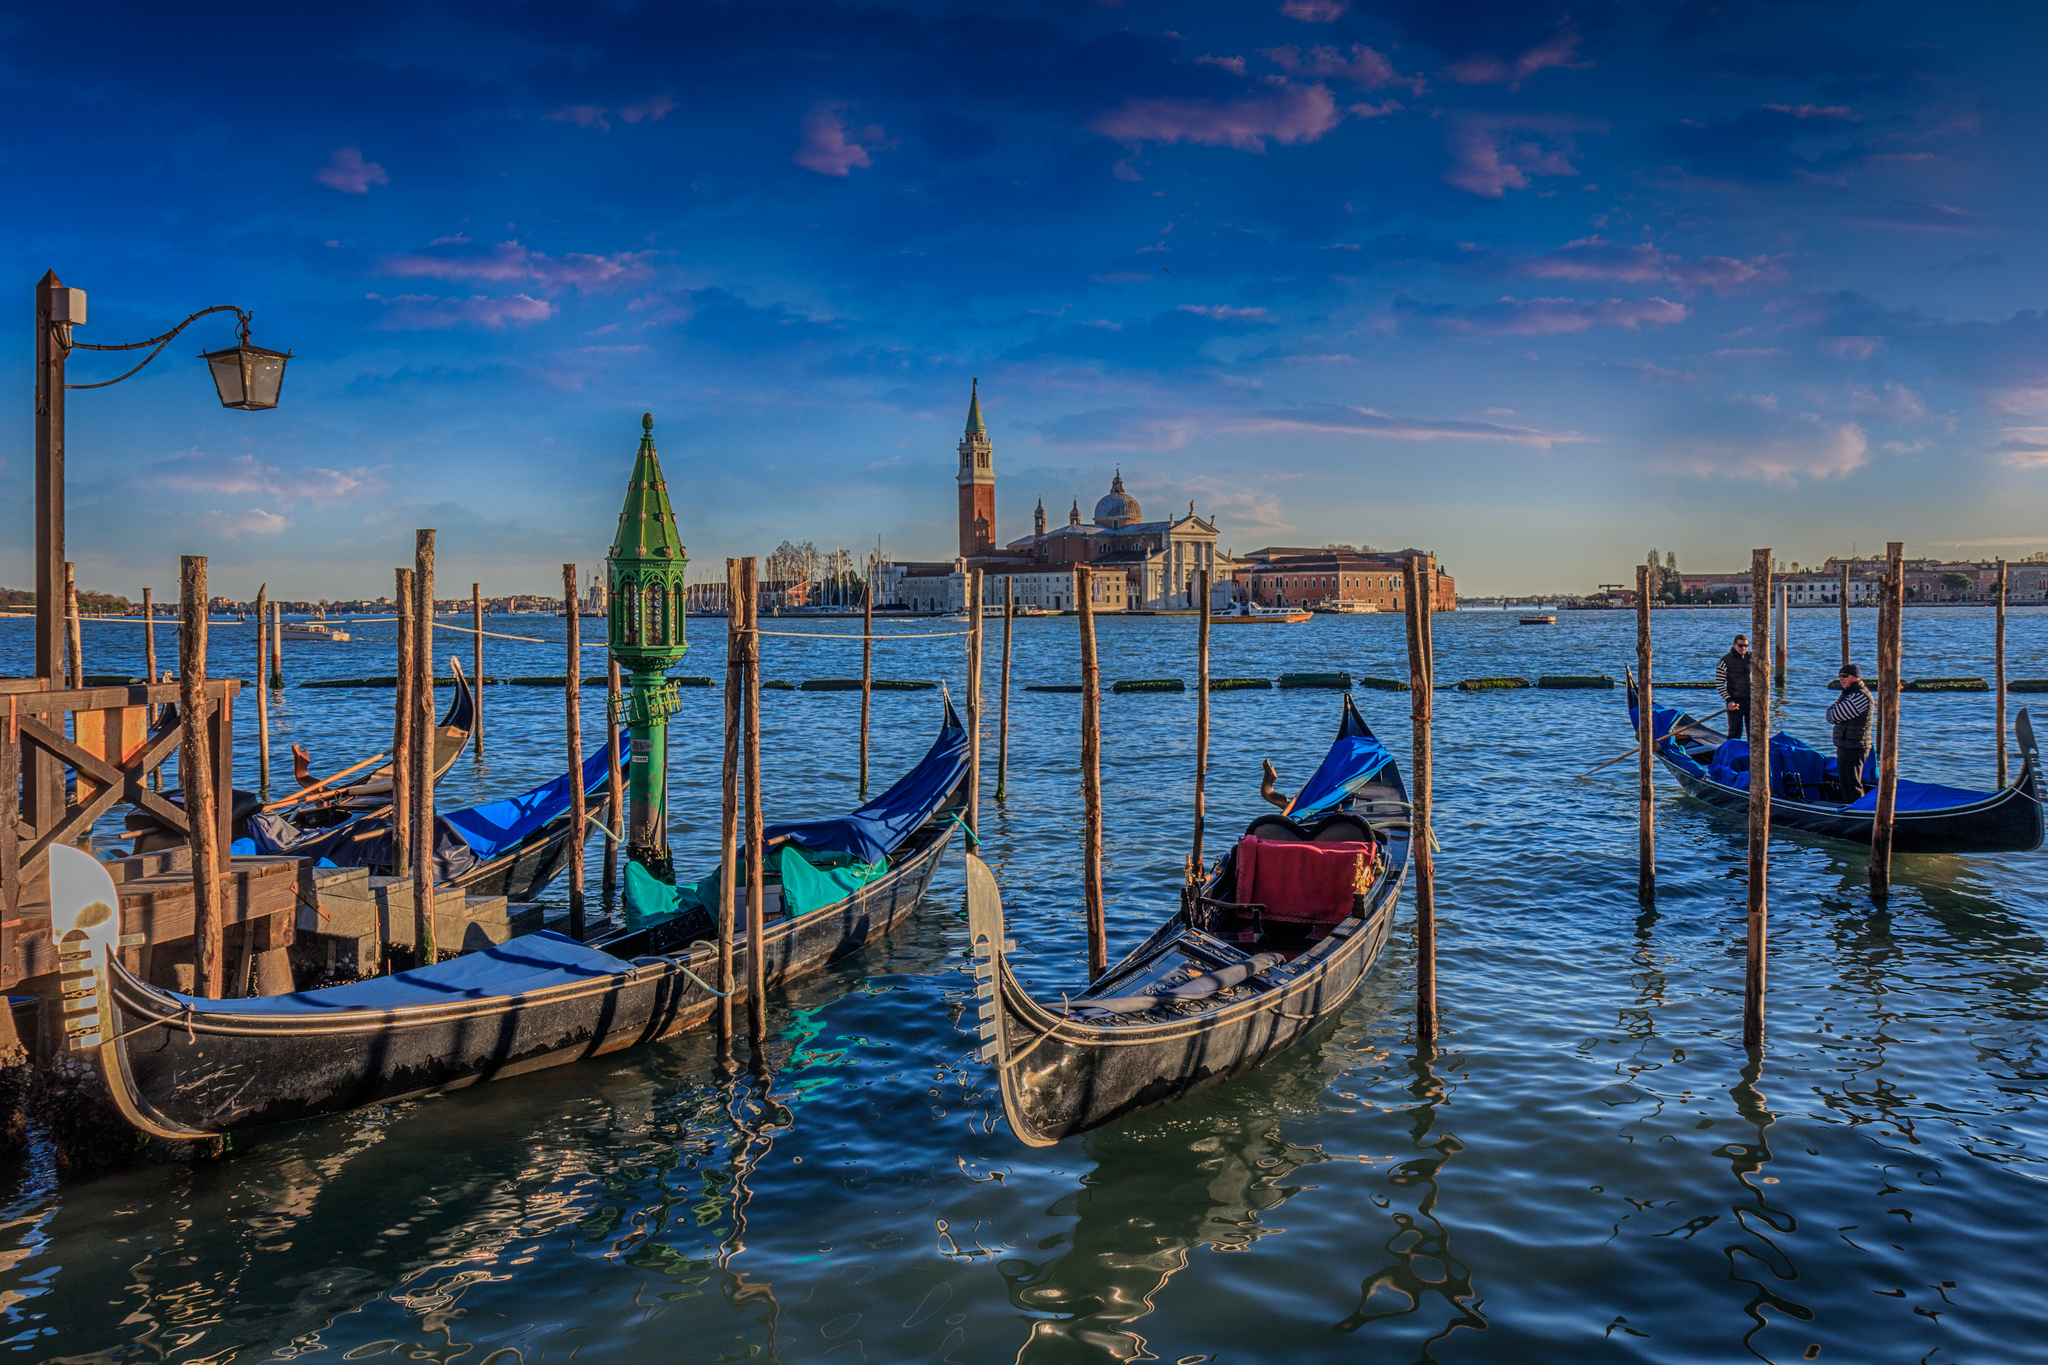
[965,378,985,435]
[608,412,690,880]
[611,412,687,563]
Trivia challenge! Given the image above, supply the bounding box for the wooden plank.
[13,858,306,980]
[12,679,229,716]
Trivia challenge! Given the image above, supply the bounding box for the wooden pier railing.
[2,676,253,1001]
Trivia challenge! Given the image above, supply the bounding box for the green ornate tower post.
[609,413,690,879]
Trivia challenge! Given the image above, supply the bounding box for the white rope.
[753,629,971,640]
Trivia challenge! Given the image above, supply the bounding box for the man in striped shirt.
[1714,635,1753,743]
[1826,664,1874,800]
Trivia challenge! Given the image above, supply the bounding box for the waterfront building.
[1238,546,1456,612]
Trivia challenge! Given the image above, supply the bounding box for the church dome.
[1093,470,1141,528]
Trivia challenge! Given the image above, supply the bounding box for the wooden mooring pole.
[1403,556,1436,1046]
[63,563,81,689]
[1773,581,1786,685]
[563,563,585,938]
[1078,565,1106,979]
[254,583,270,796]
[967,569,982,838]
[605,656,624,897]
[1192,568,1211,886]
[392,567,414,880]
[859,564,873,798]
[472,583,485,757]
[1839,560,1851,668]
[997,578,1013,803]
[1743,548,1772,1049]
[180,555,226,998]
[413,533,438,962]
[142,588,159,785]
[742,557,767,1043]
[1871,541,1904,902]
[1636,562,1654,903]
[1996,559,2008,788]
[270,601,284,690]
[719,558,742,1062]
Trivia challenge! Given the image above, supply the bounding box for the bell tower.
[957,379,995,559]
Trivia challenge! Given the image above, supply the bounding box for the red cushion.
[1236,836,1376,926]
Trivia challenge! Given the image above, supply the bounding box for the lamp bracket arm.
[64,304,252,391]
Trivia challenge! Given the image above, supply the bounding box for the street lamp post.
[31,269,292,683]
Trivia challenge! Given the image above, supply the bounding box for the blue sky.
[3,0,2044,598]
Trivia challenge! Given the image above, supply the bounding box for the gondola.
[1627,678,2044,854]
[122,660,478,854]
[970,694,1409,1147]
[238,720,623,903]
[60,698,968,1140]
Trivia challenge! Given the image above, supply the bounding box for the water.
[3,605,2044,1363]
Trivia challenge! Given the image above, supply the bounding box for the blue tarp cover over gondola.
[1289,734,1395,817]
[168,931,634,1014]
[444,731,627,859]
[762,715,968,864]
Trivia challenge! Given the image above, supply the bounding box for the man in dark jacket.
[1826,664,1874,800]
[1715,634,1754,744]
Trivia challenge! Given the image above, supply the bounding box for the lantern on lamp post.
[32,271,293,682]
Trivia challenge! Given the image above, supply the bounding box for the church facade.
[940,384,1223,612]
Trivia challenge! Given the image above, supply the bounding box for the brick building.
[1238,546,1456,612]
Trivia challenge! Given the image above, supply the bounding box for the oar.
[263,751,391,810]
[1572,745,1646,781]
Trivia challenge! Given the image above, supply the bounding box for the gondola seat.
[1233,834,1378,943]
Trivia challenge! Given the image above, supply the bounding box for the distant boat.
[283,621,351,641]
[1213,604,1311,625]
[1317,600,1380,614]
[1518,613,1557,626]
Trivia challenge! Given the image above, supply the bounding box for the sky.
[3,0,2046,599]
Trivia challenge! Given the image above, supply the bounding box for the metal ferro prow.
[965,853,1013,1066]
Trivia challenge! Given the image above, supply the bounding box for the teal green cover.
[778,845,886,915]
[624,859,720,921]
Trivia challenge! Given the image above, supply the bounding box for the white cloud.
[314,147,388,194]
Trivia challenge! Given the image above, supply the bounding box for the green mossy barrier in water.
[1357,676,1411,691]
[1209,677,1273,691]
[1537,675,1615,689]
[671,675,714,687]
[1278,671,1352,689]
[799,678,936,691]
[1112,679,1186,694]
[1455,676,1531,691]
[1902,676,1990,692]
[2010,679,2048,693]
[1654,680,1721,690]
[1026,684,1083,693]
[762,680,795,691]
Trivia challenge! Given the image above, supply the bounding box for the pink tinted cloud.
[619,95,676,123]
[380,240,654,292]
[1179,304,1274,321]
[1279,0,1348,19]
[1263,43,1424,94]
[1520,237,1783,293]
[1663,420,1870,484]
[546,96,675,131]
[132,451,383,503]
[369,294,555,329]
[1090,80,1339,152]
[1445,120,1584,196]
[1241,405,1582,447]
[794,102,888,176]
[1426,295,1689,336]
[547,104,612,131]
[1445,30,1586,87]
[314,147,388,194]
[1195,54,1247,75]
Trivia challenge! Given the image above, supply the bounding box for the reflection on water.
[3,606,2047,1363]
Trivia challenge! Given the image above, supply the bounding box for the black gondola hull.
[96,787,961,1138]
[1629,684,2044,854]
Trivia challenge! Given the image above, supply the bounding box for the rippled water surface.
[3,604,2045,1364]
